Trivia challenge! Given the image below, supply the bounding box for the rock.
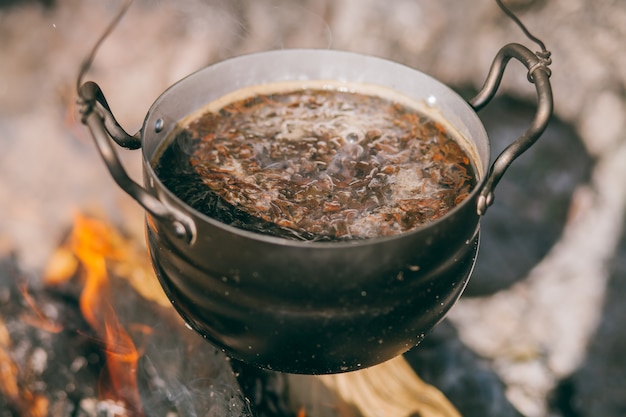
[405,321,523,417]
[549,209,626,417]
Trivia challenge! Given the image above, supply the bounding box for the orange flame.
[68,214,144,414]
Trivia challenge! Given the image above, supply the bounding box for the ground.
[0,1,625,416]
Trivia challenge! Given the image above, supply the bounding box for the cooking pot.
[79,45,552,374]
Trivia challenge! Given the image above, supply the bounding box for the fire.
[44,213,146,414]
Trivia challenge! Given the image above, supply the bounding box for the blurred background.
[0,0,625,416]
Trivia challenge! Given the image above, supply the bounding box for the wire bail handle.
[75,0,552,221]
[76,0,195,243]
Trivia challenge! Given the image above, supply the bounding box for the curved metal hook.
[78,81,142,149]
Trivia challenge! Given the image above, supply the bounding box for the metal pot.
[79,45,552,374]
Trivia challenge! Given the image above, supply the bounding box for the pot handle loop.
[78,81,196,243]
[469,43,553,215]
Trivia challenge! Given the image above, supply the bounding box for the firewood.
[288,355,460,417]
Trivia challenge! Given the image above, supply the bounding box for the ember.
[155,82,476,241]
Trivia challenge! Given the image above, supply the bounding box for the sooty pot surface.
[80,48,552,374]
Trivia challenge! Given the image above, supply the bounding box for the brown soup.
[154,82,476,241]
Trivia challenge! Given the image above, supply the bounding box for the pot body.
[141,50,489,374]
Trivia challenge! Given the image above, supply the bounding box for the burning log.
[234,355,462,417]
[287,357,461,417]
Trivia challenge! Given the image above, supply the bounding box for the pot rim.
[141,48,490,248]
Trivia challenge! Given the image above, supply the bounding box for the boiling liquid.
[154,82,476,241]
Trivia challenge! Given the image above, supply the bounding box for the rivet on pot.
[155,118,164,133]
